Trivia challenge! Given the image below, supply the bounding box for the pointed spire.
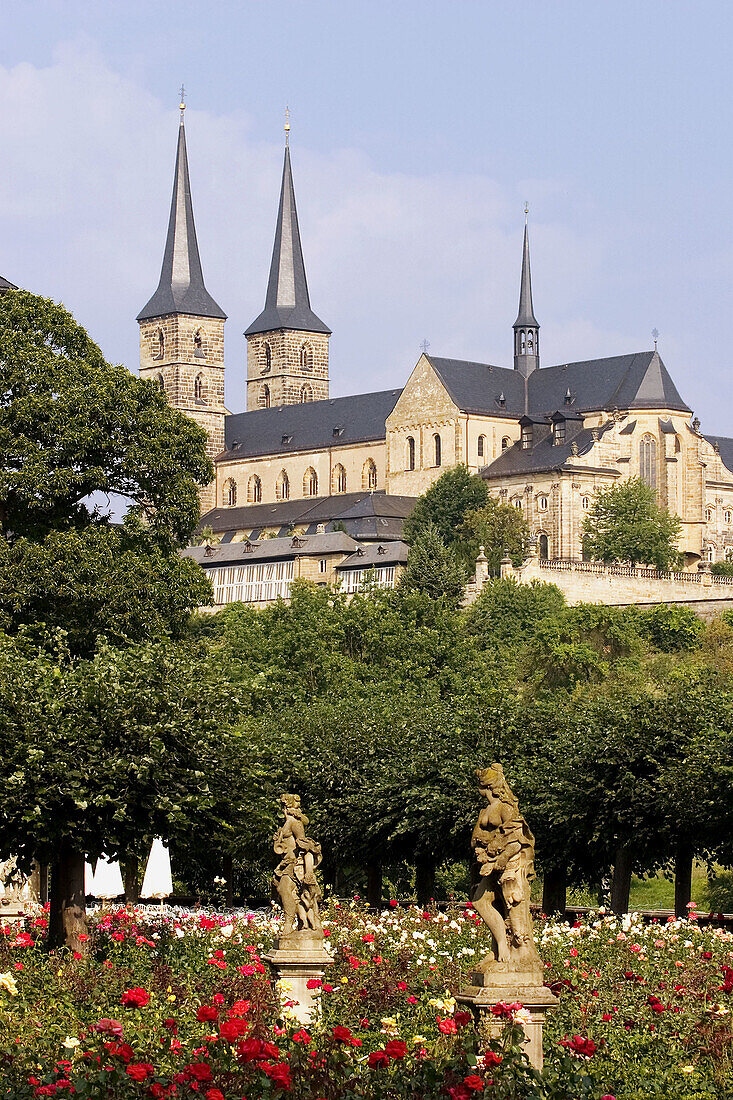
[514,207,538,328]
[245,140,330,336]
[137,108,225,322]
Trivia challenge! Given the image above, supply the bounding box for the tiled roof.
[706,435,733,477]
[198,490,418,539]
[183,531,357,567]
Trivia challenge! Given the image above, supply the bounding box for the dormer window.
[496,393,506,409]
[282,434,292,445]
[553,420,566,445]
[333,427,344,438]
[521,425,533,450]
[564,388,574,406]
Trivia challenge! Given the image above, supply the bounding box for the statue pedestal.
[457,970,558,1072]
[264,932,333,1025]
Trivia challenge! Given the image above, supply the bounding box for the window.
[704,545,715,563]
[153,329,164,359]
[502,436,511,452]
[247,475,262,504]
[433,433,442,467]
[706,507,713,523]
[581,495,591,511]
[155,373,165,392]
[303,467,318,496]
[319,559,327,574]
[407,436,415,471]
[538,533,549,560]
[639,434,657,490]
[194,373,204,400]
[362,458,377,490]
[338,565,396,594]
[332,463,347,494]
[726,511,732,526]
[260,384,270,409]
[300,345,313,372]
[300,383,314,403]
[193,330,204,357]
[553,420,566,445]
[521,425,533,450]
[512,497,523,510]
[726,547,733,562]
[527,332,534,352]
[537,495,548,512]
[212,560,294,606]
[263,343,272,370]
[477,435,485,459]
[276,470,290,501]
[224,478,237,507]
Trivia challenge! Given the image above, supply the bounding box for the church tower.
[245,121,330,411]
[137,103,226,512]
[513,209,540,377]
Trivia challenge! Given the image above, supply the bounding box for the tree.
[402,465,488,562]
[461,496,531,572]
[464,577,565,650]
[582,477,682,570]
[399,524,466,604]
[0,291,213,654]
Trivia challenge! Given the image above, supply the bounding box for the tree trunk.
[366,861,382,908]
[542,865,567,916]
[48,847,87,951]
[674,841,693,919]
[610,846,633,915]
[123,856,139,905]
[415,857,436,907]
[39,863,49,906]
[223,855,234,908]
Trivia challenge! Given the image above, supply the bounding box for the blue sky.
[2,1,732,429]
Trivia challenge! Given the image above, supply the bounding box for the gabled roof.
[245,147,330,336]
[0,275,18,292]
[705,435,733,478]
[198,490,418,540]
[222,389,401,459]
[482,423,615,478]
[137,113,226,322]
[183,531,357,567]
[426,356,525,417]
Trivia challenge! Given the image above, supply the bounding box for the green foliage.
[464,577,566,649]
[634,604,705,652]
[402,465,488,555]
[711,560,733,576]
[582,477,682,570]
[399,523,467,604]
[461,494,531,571]
[705,868,733,912]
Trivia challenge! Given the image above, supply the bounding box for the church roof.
[0,275,18,292]
[245,147,330,336]
[137,113,226,322]
[482,423,616,478]
[513,220,538,329]
[222,389,402,460]
[183,531,358,567]
[705,435,733,478]
[426,350,690,418]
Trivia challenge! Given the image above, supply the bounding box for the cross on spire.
[652,327,659,351]
[179,84,186,112]
[284,106,290,147]
[420,339,431,354]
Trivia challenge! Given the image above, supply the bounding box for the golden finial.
[524,202,529,224]
[179,84,186,113]
[284,105,290,147]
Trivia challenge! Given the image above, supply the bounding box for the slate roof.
[428,357,526,417]
[245,147,330,336]
[513,221,538,328]
[183,532,357,567]
[222,389,402,459]
[482,423,615,478]
[137,115,226,322]
[706,436,733,478]
[336,541,409,569]
[0,275,17,292]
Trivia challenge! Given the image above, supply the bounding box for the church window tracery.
[433,433,442,467]
[304,467,318,496]
[332,464,347,494]
[300,345,313,372]
[224,478,237,507]
[153,329,164,360]
[194,373,205,401]
[640,434,657,490]
[502,436,511,451]
[247,475,262,504]
[276,470,290,501]
[260,384,271,409]
[362,458,377,490]
[300,383,314,402]
[407,436,416,470]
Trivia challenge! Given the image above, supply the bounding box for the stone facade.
[246,329,330,410]
[139,312,226,513]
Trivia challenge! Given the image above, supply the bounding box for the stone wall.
[246,329,329,410]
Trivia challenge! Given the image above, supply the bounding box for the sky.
[1,0,732,430]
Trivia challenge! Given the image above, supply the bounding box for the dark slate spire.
[245,145,330,336]
[513,208,540,377]
[137,110,225,322]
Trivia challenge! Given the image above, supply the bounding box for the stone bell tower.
[137,102,227,513]
[244,117,330,411]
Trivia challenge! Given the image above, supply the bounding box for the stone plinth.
[457,969,557,1071]
[265,931,333,1025]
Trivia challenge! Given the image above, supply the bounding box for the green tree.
[582,477,682,570]
[0,291,213,654]
[402,465,488,559]
[464,577,565,649]
[461,495,531,572]
[399,523,466,604]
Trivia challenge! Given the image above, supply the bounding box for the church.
[134,107,733,587]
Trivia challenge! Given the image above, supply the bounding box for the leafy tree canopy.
[464,577,565,650]
[402,465,488,556]
[582,477,682,570]
[461,494,531,571]
[399,523,466,604]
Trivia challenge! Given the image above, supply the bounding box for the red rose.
[185,1062,213,1081]
[438,1017,457,1035]
[163,1018,178,1034]
[228,1000,250,1018]
[95,1018,124,1038]
[332,1025,354,1044]
[126,1063,154,1082]
[454,1011,472,1028]
[483,1051,502,1067]
[385,1039,407,1060]
[262,1062,292,1089]
[464,1075,484,1092]
[121,987,150,1008]
[206,1091,226,1100]
[368,1050,390,1069]
[291,1029,311,1045]
[237,1038,265,1063]
[197,1005,219,1022]
[220,1018,247,1041]
[306,978,322,989]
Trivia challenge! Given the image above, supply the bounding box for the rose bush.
[0,901,730,1099]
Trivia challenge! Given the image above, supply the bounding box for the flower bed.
[0,902,731,1099]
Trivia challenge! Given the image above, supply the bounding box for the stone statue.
[470,764,541,976]
[272,794,323,938]
[0,857,38,909]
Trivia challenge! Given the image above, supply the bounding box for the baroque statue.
[470,764,541,977]
[272,793,323,939]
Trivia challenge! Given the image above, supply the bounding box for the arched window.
[477,435,485,459]
[537,495,548,512]
[434,434,442,467]
[155,373,165,392]
[193,330,204,357]
[512,497,523,510]
[704,545,715,563]
[706,506,713,523]
[260,384,270,409]
[332,464,347,494]
[224,478,237,507]
[300,383,314,403]
[154,329,164,359]
[527,332,534,352]
[407,436,416,471]
[303,467,318,497]
[362,458,377,490]
[263,343,272,371]
[725,510,732,526]
[247,475,262,504]
[502,436,511,452]
[640,434,657,490]
[194,373,204,400]
[299,345,313,372]
[520,331,526,353]
[276,470,290,501]
[538,533,549,560]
